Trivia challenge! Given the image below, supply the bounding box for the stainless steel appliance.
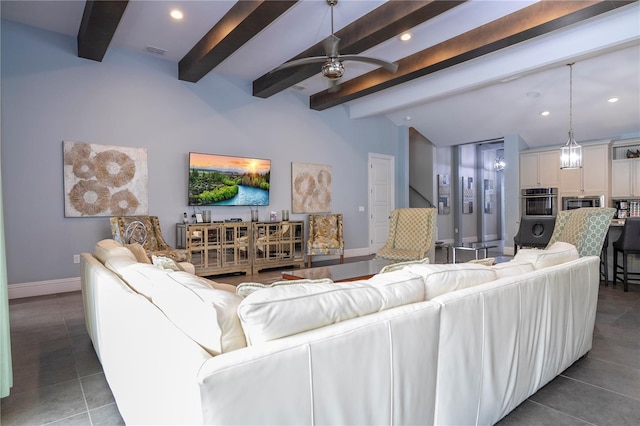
[521,188,558,217]
[562,195,605,211]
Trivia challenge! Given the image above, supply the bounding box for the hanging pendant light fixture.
[560,63,582,169]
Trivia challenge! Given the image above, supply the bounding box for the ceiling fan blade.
[339,55,399,73]
[323,34,340,58]
[271,56,328,73]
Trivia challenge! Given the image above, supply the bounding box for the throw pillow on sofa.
[513,241,579,270]
[126,242,152,264]
[151,274,246,355]
[236,278,334,297]
[237,270,425,345]
[151,255,183,271]
[93,239,137,264]
[491,260,535,279]
[402,263,497,300]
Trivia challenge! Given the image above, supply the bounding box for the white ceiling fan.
[272,0,399,83]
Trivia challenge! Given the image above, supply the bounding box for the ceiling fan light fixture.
[322,60,344,79]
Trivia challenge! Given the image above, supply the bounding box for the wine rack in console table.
[176,221,304,277]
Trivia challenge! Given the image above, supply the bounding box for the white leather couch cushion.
[94,239,136,264]
[513,241,579,269]
[379,257,430,273]
[168,271,237,293]
[236,278,334,297]
[491,260,535,279]
[237,270,425,345]
[116,263,167,299]
[151,273,246,355]
[403,263,497,300]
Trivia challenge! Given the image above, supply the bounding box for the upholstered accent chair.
[546,207,616,257]
[306,214,344,267]
[110,216,188,262]
[375,208,437,263]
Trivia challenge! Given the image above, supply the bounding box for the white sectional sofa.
[80,239,601,425]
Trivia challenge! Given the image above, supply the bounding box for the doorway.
[368,153,395,254]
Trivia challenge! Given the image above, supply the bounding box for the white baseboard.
[345,248,372,258]
[8,277,81,300]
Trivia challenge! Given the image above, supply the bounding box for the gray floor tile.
[589,333,640,370]
[10,324,69,349]
[0,379,87,426]
[9,308,66,333]
[497,400,592,426]
[10,345,79,393]
[88,403,125,426]
[81,373,115,410]
[615,307,640,330]
[529,375,640,425]
[72,344,103,378]
[48,412,92,426]
[562,356,640,399]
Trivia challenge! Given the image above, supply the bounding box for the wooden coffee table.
[282,258,391,282]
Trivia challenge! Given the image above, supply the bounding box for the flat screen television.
[188,152,270,206]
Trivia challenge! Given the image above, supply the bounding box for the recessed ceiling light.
[404,116,412,121]
[540,111,550,116]
[608,97,619,103]
[399,32,412,42]
[170,9,183,20]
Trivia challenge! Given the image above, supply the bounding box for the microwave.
[562,195,605,211]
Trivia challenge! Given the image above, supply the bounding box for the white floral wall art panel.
[63,141,148,217]
[291,162,332,213]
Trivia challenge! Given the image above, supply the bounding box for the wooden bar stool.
[613,217,640,292]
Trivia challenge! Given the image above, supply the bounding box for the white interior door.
[368,153,395,254]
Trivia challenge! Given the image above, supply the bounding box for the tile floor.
[2,246,639,425]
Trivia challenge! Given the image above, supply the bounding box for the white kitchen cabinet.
[611,158,640,198]
[520,150,560,189]
[559,143,610,196]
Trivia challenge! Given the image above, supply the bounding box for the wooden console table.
[176,221,304,276]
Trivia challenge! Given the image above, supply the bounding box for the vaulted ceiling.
[2,0,639,148]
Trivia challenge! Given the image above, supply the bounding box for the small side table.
[444,243,497,263]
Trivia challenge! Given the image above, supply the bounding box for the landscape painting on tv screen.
[189,153,270,206]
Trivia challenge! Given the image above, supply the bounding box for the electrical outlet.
[73,254,80,264]
[358,206,365,212]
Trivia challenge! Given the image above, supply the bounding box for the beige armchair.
[110,216,188,262]
[307,214,344,267]
[375,208,437,263]
[546,207,615,257]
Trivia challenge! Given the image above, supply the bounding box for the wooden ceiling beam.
[77,0,129,62]
[310,0,635,111]
[179,1,298,83]
[252,0,467,99]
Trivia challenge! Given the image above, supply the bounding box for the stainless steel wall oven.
[521,188,558,217]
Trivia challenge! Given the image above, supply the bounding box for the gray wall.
[0,21,405,285]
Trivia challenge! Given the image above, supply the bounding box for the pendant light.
[560,63,582,169]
